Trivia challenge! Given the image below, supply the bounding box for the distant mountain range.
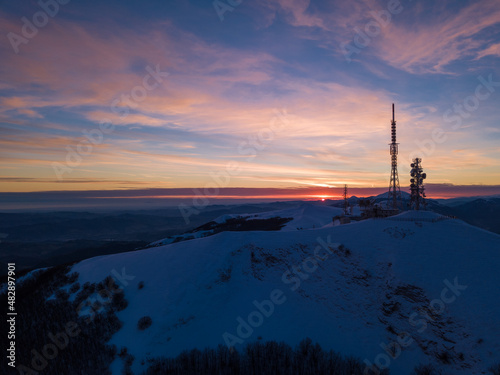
[2,197,500,276]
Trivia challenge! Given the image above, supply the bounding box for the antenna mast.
[343,184,349,215]
[388,103,402,210]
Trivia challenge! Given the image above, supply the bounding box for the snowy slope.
[150,203,344,246]
[69,206,500,375]
[235,203,345,230]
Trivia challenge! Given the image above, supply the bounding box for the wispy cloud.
[374,0,500,73]
[255,0,500,74]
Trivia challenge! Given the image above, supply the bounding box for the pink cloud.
[476,43,500,60]
[251,0,500,74]
[371,0,500,73]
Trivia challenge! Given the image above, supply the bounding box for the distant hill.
[429,197,500,235]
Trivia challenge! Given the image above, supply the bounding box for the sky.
[1,0,500,202]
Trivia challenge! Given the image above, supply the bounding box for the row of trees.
[144,339,389,375]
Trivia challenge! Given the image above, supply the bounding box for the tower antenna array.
[410,158,427,210]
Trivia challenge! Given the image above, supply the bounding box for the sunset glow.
[1,0,500,201]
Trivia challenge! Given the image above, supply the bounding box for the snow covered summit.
[68,203,500,375]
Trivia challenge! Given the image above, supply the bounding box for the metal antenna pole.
[388,103,402,210]
[343,184,348,215]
